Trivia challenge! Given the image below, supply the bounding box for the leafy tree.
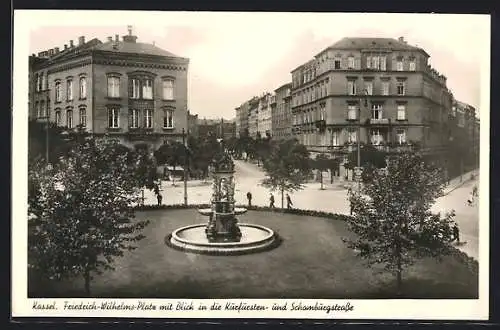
[28,119,72,165]
[312,153,331,190]
[261,139,311,208]
[28,137,150,296]
[345,144,387,170]
[344,152,456,296]
[155,140,187,186]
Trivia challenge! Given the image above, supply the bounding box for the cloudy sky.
[24,11,489,120]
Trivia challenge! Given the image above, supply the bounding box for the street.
[144,160,479,259]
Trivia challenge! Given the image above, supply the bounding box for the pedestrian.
[452,223,460,243]
[472,185,478,197]
[286,193,293,209]
[247,192,252,207]
[467,198,473,207]
[157,193,163,206]
[269,193,275,208]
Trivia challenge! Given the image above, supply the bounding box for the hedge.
[134,203,478,269]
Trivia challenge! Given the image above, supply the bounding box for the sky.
[25,11,490,120]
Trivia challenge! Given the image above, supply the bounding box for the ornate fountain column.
[204,151,242,242]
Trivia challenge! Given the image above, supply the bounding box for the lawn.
[29,209,478,299]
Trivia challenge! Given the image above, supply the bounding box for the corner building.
[290,37,453,171]
[29,28,189,150]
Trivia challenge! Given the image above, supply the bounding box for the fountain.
[167,140,279,255]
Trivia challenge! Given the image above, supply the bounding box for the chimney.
[78,36,85,45]
[123,25,138,43]
[37,52,44,57]
[115,34,119,42]
[69,40,74,48]
[398,36,405,43]
[64,44,68,50]
[54,47,60,53]
[48,49,54,56]
[107,36,113,42]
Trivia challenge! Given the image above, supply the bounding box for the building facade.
[197,118,236,140]
[29,27,189,150]
[248,97,260,138]
[257,93,272,137]
[290,37,453,161]
[272,83,292,140]
[188,112,199,138]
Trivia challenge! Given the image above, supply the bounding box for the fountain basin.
[198,208,247,216]
[167,223,279,255]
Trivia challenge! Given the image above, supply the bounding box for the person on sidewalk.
[286,194,293,209]
[157,193,163,206]
[269,193,275,208]
[452,223,460,243]
[247,192,252,207]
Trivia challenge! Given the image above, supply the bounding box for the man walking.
[247,192,252,207]
[269,193,275,208]
[157,193,163,206]
[286,193,293,209]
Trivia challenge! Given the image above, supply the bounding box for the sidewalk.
[443,169,479,195]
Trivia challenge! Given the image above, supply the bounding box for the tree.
[155,141,187,186]
[345,144,387,170]
[28,137,150,296]
[312,153,330,190]
[28,119,72,165]
[344,152,456,296]
[261,139,311,209]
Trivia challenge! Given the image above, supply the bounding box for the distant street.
[144,160,479,259]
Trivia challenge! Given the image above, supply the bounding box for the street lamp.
[182,127,188,206]
[356,89,369,192]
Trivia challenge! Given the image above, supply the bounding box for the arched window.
[79,107,86,128]
[55,80,62,102]
[55,109,61,126]
[67,109,73,128]
[79,76,87,99]
[107,74,120,98]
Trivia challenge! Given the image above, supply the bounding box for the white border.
[12,11,491,320]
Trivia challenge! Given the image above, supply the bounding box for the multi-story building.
[257,92,272,137]
[272,83,292,140]
[290,36,453,167]
[197,118,236,140]
[235,101,250,138]
[449,99,479,171]
[248,97,260,138]
[28,27,189,150]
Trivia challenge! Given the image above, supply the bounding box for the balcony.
[369,118,390,125]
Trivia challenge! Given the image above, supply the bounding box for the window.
[162,79,174,100]
[40,101,45,117]
[67,110,73,128]
[79,108,86,127]
[331,130,340,146]
[348,128,357,143]
[36,74,41,92]
[334,59,341,69]
[347,105,357,120]
[396,59,403,71]
[55,110,61,126]
[364,81,373,95]
[347,80,357,95]
[348,56,355,69]
[66,79,73,101]
[396,81,406,95]
[144,109,153,128]
[397,104,406,120]
[131,79,140,99]
[396,128,406,144]
[108,108,120,128]
[107,76,120,98]
[381,81,390,95]
[39,73,44,91]
[129,109,140,128]
[371,129,383,145]
[366,56,371,69]
[372,56,380,70]
[409,59,416,71]
[35,102,40,117]
[163,108,174,128]
[371,104,383,119]
[380,56,387,71]
[79,77,87,99]
[55,81,62,102]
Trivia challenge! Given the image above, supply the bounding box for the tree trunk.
[396,258,402,297]
[84,268,91,297]
[172,165,176,186]
[330,169,334,184]
[320,171,324,190]
[281,187,284,209]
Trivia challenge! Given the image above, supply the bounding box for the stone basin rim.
[171,223,274,247]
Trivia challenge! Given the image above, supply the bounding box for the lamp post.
[182,127,188,206]
[356,89,369,192]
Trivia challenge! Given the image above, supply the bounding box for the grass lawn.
[29,209,478,299]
